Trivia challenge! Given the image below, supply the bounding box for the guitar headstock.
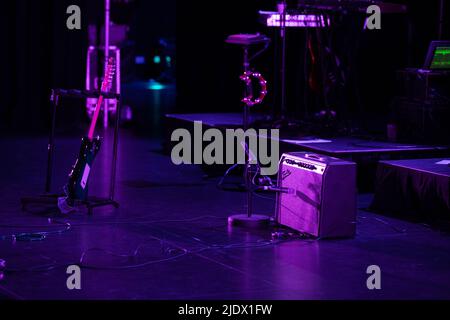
[101,57,116,92]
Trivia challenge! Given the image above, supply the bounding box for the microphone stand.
[228,47,271,228]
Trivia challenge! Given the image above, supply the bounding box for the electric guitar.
[60,58,115,211]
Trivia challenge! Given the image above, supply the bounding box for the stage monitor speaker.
[276,153,357,238]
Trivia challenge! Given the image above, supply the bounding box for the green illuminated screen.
[430,46,450,69]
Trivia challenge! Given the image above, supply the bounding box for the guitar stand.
[20,89,121,215]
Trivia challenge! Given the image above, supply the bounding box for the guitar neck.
[87,58,115,140]
[87,94,104,140]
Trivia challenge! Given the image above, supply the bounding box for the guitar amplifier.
[276,152,357,238]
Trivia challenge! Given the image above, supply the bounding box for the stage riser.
[164,113,449,191]
[371,159,450,222]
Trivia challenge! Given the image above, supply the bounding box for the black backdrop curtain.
[0,0,95,133]
[0,0,447,133]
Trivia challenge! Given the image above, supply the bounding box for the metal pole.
[109,96,121,201]
[243,47,253,218]
[104,0,110,128]
[279,1,287,120]
[45,91,59,194]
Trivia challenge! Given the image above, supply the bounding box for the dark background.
[0,0,447,134]
[0,0,176,134]
[176,0,447,133]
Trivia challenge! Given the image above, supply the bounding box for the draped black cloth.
[370,159,450,221]
[0,0,91,133]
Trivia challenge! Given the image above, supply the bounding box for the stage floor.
[1,132,450,300]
